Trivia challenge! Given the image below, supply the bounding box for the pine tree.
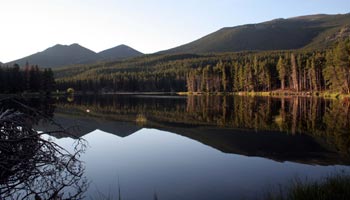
[277,57,286,90]
[291,53,299,91]
[309,58,318,91]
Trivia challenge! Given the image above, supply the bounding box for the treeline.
[186,39,350,94]
[57,72,186,92]
[55,54,199,92]
[55,39,350,94]
[0,63,55,94]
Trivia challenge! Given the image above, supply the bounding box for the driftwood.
[0,98,88,200]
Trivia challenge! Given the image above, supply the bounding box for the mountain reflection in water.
[3,94,350,199]
[38,94,350,165]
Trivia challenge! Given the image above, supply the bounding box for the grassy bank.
[266,174,350,200]
[177,91,350,100]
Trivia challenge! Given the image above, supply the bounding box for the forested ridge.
[1,14,349,95]
[1,39,349,95]
[53,39,350,94]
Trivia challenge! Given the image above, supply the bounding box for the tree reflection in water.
[0,100,87,200]
[56,95,350,159]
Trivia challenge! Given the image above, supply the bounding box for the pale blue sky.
[0,0,348,62]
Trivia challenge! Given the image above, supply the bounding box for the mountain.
[6,44,143,68]
[98,44,143,61]
[6,13,350,68]
[6,43,100,68]
[160,13,350,54]
[37,110,142,139]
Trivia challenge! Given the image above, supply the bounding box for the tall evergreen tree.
[277,57,287,90]
[291,53,299,91]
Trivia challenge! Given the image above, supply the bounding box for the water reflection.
[51,95,350,165]
[2,95,350,199]
[76,129,348,200]
[0,99,87,200]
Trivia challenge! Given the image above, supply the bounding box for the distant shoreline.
[177,91,350,100]
[1,91,350,100]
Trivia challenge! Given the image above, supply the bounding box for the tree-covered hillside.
[54,38,350,94]
[2,13,349,95]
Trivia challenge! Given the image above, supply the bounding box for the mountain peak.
[7,43,99,68]
[47,43,86,50]
[6,43,143,68]
[117,44,127,47]
[47,44,65,50]
[49,43,87,49]
[98,44,143,61]
[69,43,84,48]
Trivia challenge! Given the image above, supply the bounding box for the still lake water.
[2,94,350,199]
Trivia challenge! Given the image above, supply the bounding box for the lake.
[1,94,350,199]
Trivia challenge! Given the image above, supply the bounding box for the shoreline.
[177,91,350,100]
[1,91,349,100]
